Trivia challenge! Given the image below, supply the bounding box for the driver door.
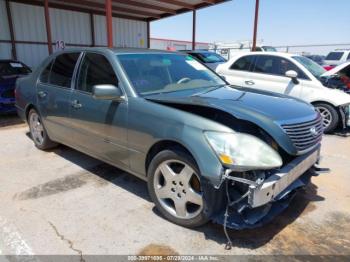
[69,52,129,169]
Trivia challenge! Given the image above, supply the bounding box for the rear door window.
[325,52,344,61]
[49,53,80,88]
[39,61,53,83]
[230,56,255,71]
[253,55,308,79]
[347,53,350,61]
[76,53,118,93]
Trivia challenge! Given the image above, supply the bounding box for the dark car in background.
[0,60,31,114]
[304,55,325,65]
[16,48,323,231]
[182,50,227,70]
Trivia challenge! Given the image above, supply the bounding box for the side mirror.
[285,70,299,84]
[92,84,125,101]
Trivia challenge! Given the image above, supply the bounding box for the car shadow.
[25,133,325,249]
[0,113,24,128]
[25,132,151,202]
[332,127,350,137]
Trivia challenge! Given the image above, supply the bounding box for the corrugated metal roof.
[9,0,231,21]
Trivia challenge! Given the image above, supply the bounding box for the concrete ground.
[0,116,349,258]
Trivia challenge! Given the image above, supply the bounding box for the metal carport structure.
[0,0,230,67]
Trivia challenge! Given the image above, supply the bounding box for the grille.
[1,89,15,99]
[281,116,323,152]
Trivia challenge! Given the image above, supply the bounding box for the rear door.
[69,52,129,169]
[36,52,81,144]
[221,55,255,86]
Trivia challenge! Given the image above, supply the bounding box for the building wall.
[10,2,49,67]
[0,0,148,68]
[0,0,12,59]
[94,15,147,48]
[50,8,92,46]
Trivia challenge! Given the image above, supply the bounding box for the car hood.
[145,86,317,123]
[145,86,318,155]
[321,62,350,77]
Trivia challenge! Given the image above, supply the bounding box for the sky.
[150,0,350,55]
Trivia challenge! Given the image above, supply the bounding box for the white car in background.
[216,52,350,133]
[324,50,350,66]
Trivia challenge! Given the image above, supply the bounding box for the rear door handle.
[245,80,255,85]
[71,100,82,109]
[37,91,47,98]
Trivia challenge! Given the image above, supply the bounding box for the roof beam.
[9,0,147,21]
[58,0,161,18]
[153,0,194,10]
[201,0,216,4]
[112,0,176,14]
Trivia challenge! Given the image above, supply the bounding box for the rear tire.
[314,103,339,133]
[28,109,58,150]
[147,148,210,228]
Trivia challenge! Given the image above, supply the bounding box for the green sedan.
[15,48,323,231]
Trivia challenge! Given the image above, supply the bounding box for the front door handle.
[71,100,82,109]
[37,91,47,98]
[245,80,255,85]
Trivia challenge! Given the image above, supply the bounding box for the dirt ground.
[0,115,349,259]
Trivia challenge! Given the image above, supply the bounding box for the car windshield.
[293,56,326,78]
[0,61,31,76]
[191,52,226,63]
[117,53,226,96]
[325,52,343,61]
[262,46,277,52]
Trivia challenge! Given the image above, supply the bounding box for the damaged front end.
[201,145,322,248]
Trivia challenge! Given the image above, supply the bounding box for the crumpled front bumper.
[340,104,350,128]
[212,145,321,230]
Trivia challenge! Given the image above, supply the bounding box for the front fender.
[308,87,350,107]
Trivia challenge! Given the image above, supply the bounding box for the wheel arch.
[311,100,341,118]
[312,100,343,131]
[145,140,198,176]
[25,104,38,121]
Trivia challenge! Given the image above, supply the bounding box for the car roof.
[184,50,213,53]
[229,51,300,60]
[51,47,180,55]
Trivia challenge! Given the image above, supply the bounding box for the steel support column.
[147,21,150,48]
[5,0,17,59]
[43,0,53,54]
[252,0,259,51]
[105,0,113,48]
[90,12,95,47]
[192,9,196,50]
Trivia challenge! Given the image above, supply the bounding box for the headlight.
[204,131,282,170]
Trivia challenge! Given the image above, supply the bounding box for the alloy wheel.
[316,106,333,129]
[153,160,203,219]
[29,112,44,145]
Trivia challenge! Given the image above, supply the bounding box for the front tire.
[147,149,210,228]
[314,103,339,133]
[28,109,57,150]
